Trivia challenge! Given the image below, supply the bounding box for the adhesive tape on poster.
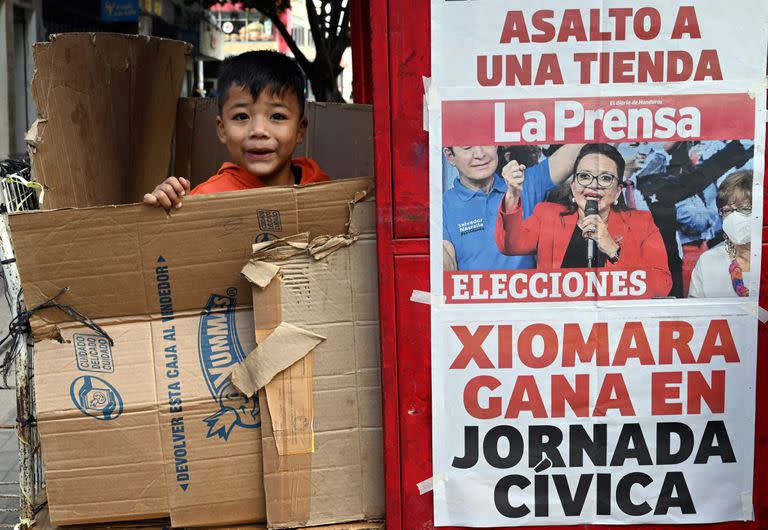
[423,76,432,132]
[741,492,754,520]
[748,77,768,102]
[417,472,447,495]
[410,289,446,306]
[739,303,768,323]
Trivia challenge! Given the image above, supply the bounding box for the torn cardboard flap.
[231,322,325,398]
[308,234,358,260]
[241,260,280,289]
[243,231,359,293]
[251,232,310,261]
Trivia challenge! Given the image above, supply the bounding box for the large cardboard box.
[10,179,374,527]
[238,200,383,527]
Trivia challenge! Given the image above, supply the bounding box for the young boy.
[144,50,329,208]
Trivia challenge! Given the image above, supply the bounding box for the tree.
[213,0,349,102]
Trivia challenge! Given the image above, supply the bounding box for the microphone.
[584,199,598,267]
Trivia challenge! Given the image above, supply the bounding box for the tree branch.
[329,2,350,64]
[266,9,313,74]
[329,0,342,41]
[305,0,331,69]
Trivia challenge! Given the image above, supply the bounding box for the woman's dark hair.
[549,143,629,216]
[573,143,626,180]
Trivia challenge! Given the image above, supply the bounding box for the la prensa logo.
[198,290,260,440]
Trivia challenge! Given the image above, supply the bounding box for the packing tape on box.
[230,321,326,397]
[410,289,446,306]
[417,472,448,495]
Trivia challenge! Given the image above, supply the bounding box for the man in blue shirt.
[442,144,582,271]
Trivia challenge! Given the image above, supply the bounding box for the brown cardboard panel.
[34,321,168,526]
[173,101,373,186]
[250,200,384,528]
[296,103,374,180]
[263,350,315,456]
[35,308,266,528]
[10,178,373,340]
[30,33,189,208]
[173,98,231,189]
[149,310,265,528]
[21,180,373,527]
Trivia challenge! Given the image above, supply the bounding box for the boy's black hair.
[217,50,306,116]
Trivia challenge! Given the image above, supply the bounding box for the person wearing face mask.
[494,143,672,297]
[688,170,754,298]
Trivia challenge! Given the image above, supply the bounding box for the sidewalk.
[0,386,18,526]
[0,282,19,525]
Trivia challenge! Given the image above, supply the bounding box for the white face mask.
[722,211,752,245]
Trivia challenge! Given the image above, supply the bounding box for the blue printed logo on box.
[73,333,114,373]
[198,290,260,440]
[70,375,123,421]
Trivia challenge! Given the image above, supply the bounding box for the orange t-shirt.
[189,157,330,195]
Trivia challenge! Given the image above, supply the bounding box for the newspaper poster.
[428,1,768,526]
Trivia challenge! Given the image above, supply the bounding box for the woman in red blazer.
[495,143,672,298]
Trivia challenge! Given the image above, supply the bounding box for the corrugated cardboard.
[29,33,190,209]
[247,200,384,528]
[173,100,374,187]
[10,179,373,527]
[295,103,374,181]
[173,98,231,189]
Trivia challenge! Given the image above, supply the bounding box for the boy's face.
[216,85,307,185]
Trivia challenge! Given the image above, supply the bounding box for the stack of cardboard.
[11,33,383,528]
[237,200,382,528]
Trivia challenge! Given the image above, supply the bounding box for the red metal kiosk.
[353,1,768,528]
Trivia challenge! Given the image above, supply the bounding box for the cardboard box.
[29,33,190,209]
[10,179,374,527]
[173,98,231,189]
[238,200,384,528]
[173,100,374,188]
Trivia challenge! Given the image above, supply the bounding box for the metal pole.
[0,208,36,526]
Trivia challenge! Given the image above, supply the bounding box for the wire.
[0,288,114,388]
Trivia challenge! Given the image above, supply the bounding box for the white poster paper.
[429,1,768,526]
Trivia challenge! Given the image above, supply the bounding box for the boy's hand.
[143,177,191,209]
[501,160,525,212]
